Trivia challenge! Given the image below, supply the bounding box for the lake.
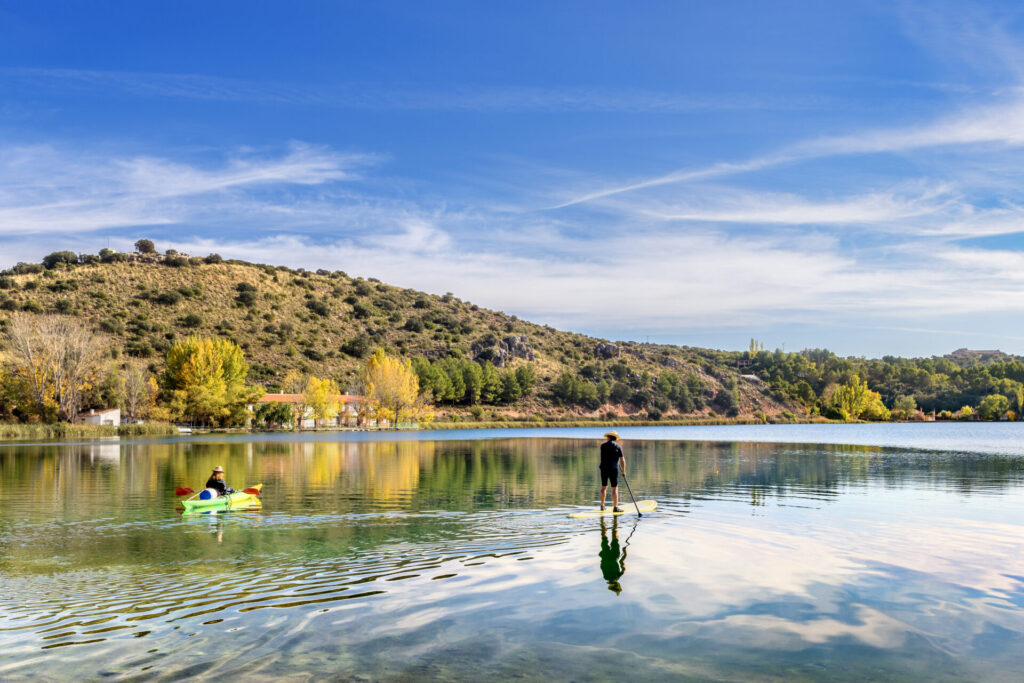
[2,424,1023,680]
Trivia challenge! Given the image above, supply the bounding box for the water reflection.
[598,517,635,595]
[1,438,1024,680]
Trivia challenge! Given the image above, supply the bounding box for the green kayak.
[181,484,262,512]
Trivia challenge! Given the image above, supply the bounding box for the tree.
[713,387,739,416]
[164,336,262,426]
[134,239,156,254]
[363,349,427,426]
[254,401,295,429]
[4,313,105,421]
[42,251,79,269]
[977,394,1010,420]
[675,385,695,412]
[480,361,502,404]
[892,395,917,420]
[302,376,342,427]
[500,371,522,403]
[515,365,537,395]
[122,365,158,421]
[821,374,887,421]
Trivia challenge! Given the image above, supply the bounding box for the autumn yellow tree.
[302,376,342,427]
[122,365,159,421]
[3,313,105,422]
[282,369,310,421]
[362,348,432,427]
[822,374,889,421]
[164,336,263,425]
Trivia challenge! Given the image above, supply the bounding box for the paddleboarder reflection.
[598,517,636,595]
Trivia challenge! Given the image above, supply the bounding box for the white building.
[77,408,121,426]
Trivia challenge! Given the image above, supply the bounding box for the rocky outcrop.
[595,342,620,359]
[473,335,535,367]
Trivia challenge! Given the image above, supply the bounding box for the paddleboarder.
[600,431,626,512]
[205,466,235,496]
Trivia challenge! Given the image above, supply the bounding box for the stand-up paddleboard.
[568,500,657,518]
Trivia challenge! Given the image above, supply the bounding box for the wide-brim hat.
[604,431,619,441]
[212,465,224,473]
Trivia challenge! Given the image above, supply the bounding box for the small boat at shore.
[181,484,262,512]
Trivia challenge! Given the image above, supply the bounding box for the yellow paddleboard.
[568,500,657,518]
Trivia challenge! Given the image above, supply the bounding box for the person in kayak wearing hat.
[600,431,626,512]
[205,466,235,497]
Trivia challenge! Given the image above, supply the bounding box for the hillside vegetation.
[0,247,799,423]
[2,246,1023,425]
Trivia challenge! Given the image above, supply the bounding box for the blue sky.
[4,1,1024,357]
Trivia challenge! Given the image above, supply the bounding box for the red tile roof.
[258,393,363,403]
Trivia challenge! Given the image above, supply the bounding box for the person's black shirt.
[600,441,623,470]
[205,477,230,495]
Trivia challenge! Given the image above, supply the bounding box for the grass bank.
[0,422,179,441]
[421,416,825,430]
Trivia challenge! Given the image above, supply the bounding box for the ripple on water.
[0,509,582,654]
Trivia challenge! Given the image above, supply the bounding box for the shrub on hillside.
[0,277,13,289]
[99,319,125,335]
[235,290,257,307]
[204,253,223,264]
[134,239,156,254]
[99,249,128,263]
[302,348,325,362]
[306,300,330,317]
[154,290,183,305]
[341,335,371,358]
[47,280,78,292]
[351,302,376,319]
[180,313,204,328]
[21,300,42,313]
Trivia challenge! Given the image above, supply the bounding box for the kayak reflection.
[598,517,636,595]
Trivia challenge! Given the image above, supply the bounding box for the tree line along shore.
[1,243,1023,438]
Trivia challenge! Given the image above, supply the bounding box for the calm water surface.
[2,426,1024,680]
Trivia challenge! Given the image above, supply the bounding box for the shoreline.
[1,415,998,442]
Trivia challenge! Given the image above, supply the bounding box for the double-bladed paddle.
[174,486,261,496]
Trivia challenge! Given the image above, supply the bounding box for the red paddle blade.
[242,487,261,495]
[175,487,194,496]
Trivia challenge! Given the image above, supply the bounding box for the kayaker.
[205,466,235,496]
[599,431,625,512]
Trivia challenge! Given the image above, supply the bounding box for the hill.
[5,247,1024,425]
[0,248,798,423]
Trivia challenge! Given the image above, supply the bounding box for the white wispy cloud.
[600,184,956,228]
[3,118,1024,344]
[0,143,372,235]
[552,99,1024,209]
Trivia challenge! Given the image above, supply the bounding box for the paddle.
[177,486,259,496]
[620,469,642,518]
